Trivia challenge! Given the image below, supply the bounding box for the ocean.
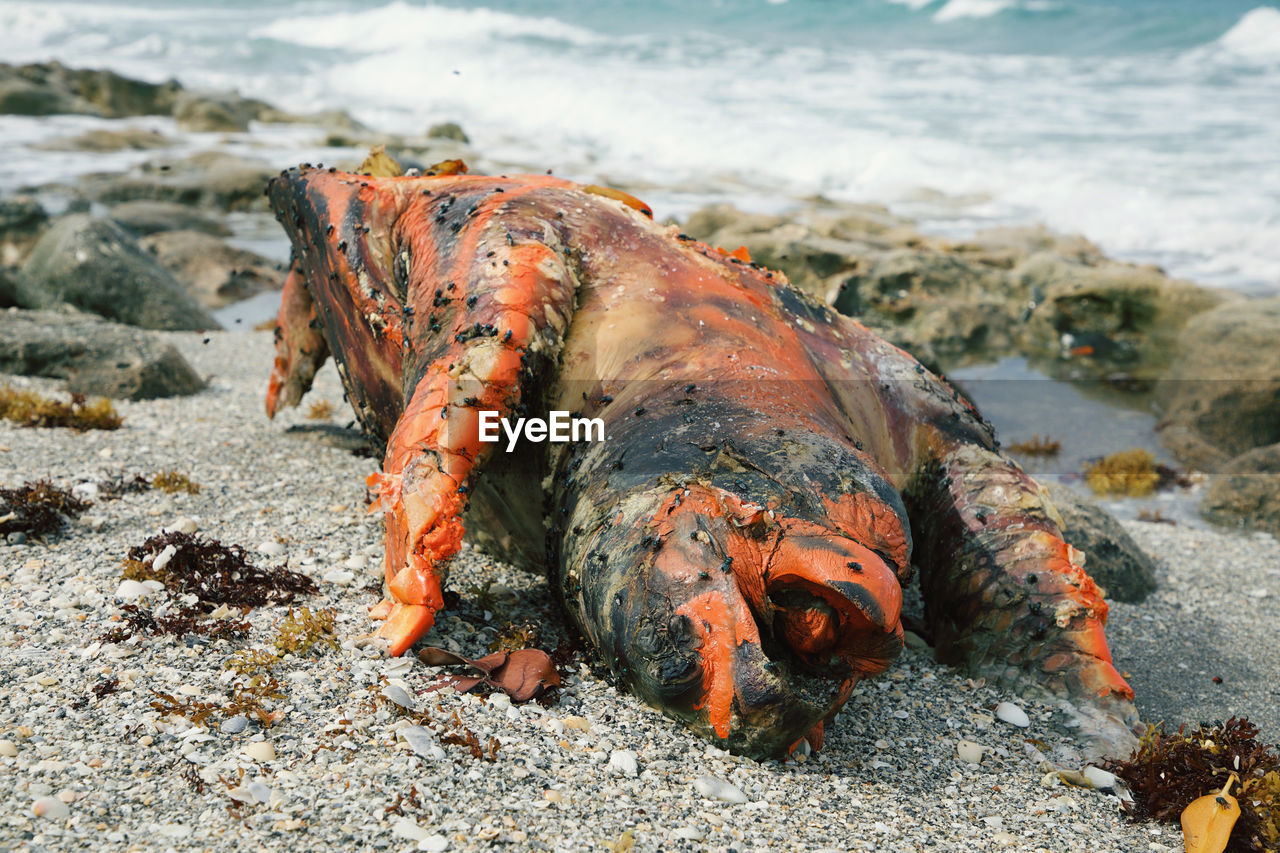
[2,0,1278,294]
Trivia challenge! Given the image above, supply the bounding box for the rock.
[31,796,69,820]
[608,749,639,776]
[77,151,276,212]
[168,517,199,535]
[0,267,17,309]
[6,310,171,398]
[426,122,469,143]
[1202,443,1280,535]
[221,715,249,734]
[1020,253,1227,382]
[33,127,176,152]
[392,817,429,842]
[173,90,274,133]
[0,61,181,118]
[956,740,985,764]
[139,229,283,308]
[1041,482,1158,603]
[0,309,205,399]
[692,774,748,804]
[995,702,1030,728]
[16,215,217,330]
[1,195,49,266]
[109,201,231,237]
[1156,298,1280,461]
[242,741,275,762]
[381,684,416,710]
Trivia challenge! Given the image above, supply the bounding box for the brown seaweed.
[0,480,89,539]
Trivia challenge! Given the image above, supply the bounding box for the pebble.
[401,726,447,760]
[152,544,178,572]
[392,817,429,842]
[58,789,77,804]
[115,579,155,602]
[995,702,1031,728]
[322,569,355,585]
[1083,766,1119,791]
[33,796,70,819]
[0,739,17,757]
[418,836,449,852]
[956,740,986,764]
[257,541,286,557]
[221,715,249,734]
[673,827,705,841]
[693,775,748,804]
[344,555,367,570]
[7,531,27,545]
[169,517,199,535]
[242,741,276,762]
[382,684,416,710]
[609,749,639,776]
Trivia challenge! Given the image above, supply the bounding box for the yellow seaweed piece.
[1181,773,1240,853]
[358,145,404,178]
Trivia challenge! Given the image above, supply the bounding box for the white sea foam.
[932,0,1017,23]
[1217,6,1280,61]
[253,0,600,50]
[884,0,937,10]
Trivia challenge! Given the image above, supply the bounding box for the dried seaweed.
[489,621,540,653]
[225,648,281,676]
[1008,435,1062,457]
[91,677,120,699]
[439,709,499,761]
[150,676,285,729]
[273,607,337,655]
[305,400,336,421]
[122,532,316,609]
[1085,449,1161,497]
[0,480,89,539]
[1103,717,1280,853]
[151,470,200,494]
[0,386,123,430]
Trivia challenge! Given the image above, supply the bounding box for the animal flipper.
[269,167,580,654]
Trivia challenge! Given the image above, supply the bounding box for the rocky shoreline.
[3,60,1276,535]
[2,58,1279,852]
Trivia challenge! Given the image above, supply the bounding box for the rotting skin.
[265,165,1140,759]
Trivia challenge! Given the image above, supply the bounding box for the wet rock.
[0,309,206,399]
[77,151,276,212]
[427,121,470,143]
[1156,298,1280,461]
[1020,254,1227,382]
[33,126,176,152]
[0,62,181,118]
[0,267,17,308]
[139,229,284,307]
[1041,482,1157,603]
[173,90,275,133]
[1,195,49,266]
[109,201,231,237]
[16,214,217,330]
[1202,443,1280,536]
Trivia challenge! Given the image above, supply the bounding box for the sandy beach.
[1,330,1276,852]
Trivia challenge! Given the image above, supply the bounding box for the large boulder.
[1020,254,1227,382]
[139,229,284,307]
[1,195,49,266]
[1155,299,1280,461]
[172,90,275,132]
[109,201,231,237]
[33,126,176,152]
[0,61,180,117]
[1201,444,1280,536]
[1041,482,1158,603]
[16,215,217,331]
[76,151,275,212]
[0,309,204,399]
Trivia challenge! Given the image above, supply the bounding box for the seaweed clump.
[224,608,337,675]
[1008,435,1062,457]
[100,603,249,644]
[1085,449,1161,496]
[0,480,89,539]
[122,531,316,609]
[0,386,122,430]
[151,470,200,495]
[1103,717,1280,852]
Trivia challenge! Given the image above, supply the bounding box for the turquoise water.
[2,0,1279,293]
